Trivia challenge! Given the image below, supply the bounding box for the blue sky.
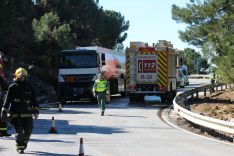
[99,0,196,51]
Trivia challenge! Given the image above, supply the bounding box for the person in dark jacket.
[0,74,11,137]
[1,67,39,154]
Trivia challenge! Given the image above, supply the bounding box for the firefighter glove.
[1,110,7,122]
[34,113,39,119]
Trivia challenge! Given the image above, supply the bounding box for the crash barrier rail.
[39,102,60,110]
[173,82,234,136]
[189,74,210,79]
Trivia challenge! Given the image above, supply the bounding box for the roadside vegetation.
[172,1,234,141]
[0,0,129,87]
[0,0,233,89]
[172,0,234,83]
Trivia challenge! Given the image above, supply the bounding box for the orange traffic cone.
[78,137,84,156]
[58,103,63,112]
[49,116,58,133]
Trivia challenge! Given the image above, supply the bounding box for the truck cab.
[58,47,126,104]
[58,50,99,103]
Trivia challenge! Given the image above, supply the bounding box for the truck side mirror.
[120,74,125,79]
[101,53,106,66]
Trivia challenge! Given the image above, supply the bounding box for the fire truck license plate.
[137,55,157,82]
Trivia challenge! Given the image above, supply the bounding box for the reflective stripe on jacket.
[11,114,33,118]
[3,79,39,115]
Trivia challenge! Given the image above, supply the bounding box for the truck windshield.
[60,54,98,68]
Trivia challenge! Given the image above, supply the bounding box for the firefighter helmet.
[15,67,28,78]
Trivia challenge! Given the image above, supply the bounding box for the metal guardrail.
[189,74,210,79]
[173,83,234,135]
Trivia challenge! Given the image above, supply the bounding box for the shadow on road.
[30,138,74,143]
[26,151,74,156]
[33,118,126,135]
[39,108,93,115]
[106,114,147,118]
[0,148,8,152]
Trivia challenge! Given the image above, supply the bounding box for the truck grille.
[62,74,95,82]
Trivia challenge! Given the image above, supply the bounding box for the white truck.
[58,46,126,104]
[178,65,189,85]
[125,41,177,103]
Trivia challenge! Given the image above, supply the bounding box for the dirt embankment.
[174,89,234,143]
[190,90,234,121]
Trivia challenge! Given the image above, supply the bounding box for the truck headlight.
[92,75,97,81]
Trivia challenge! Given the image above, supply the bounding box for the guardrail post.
[191,91,194,100]
[204,88,206,96]
[183,96,190,111]
[221,85,223,90]
[225,84,227,89]
[216,84,218,92]
[210,85,214,94]
[231,118,234,143]
[196,90,199,99]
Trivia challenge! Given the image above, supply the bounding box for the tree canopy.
[172,0,234,83]
[0,0,129,84]
[0,0,129,61]
[0,0,35,58]
[34,0,129,49]
[177,48,209,74]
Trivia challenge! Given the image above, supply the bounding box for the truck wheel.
[92,98,97,104]
[129,97,135,103]
[167,92,173,105]
[172,91,177,99]
[120,92,126,97]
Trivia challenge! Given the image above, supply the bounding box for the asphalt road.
[1,79,234,156]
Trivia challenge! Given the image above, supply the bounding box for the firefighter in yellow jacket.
[1,67,39,154]
[92,71,110,116]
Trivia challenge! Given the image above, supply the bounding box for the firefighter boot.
[16,145,25,154]
[17,149,24,154]
[101,110,105,116]
[23,141,28,150]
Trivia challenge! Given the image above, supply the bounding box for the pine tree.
[172,0,234,83]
